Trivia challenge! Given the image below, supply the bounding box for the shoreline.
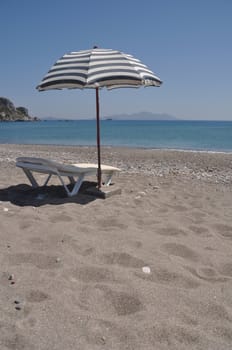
[1,143,232,185]
[1,142,232,154]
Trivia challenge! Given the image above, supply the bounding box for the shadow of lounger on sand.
[0,181,98,207]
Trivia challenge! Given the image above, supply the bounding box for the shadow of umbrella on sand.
[36,47,162,189]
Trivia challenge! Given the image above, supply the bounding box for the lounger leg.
[22,169,52,187]
[68,176,75,184]
[69,174,85,196]
[56,173,85,197]
[103,172,113,186]
[43,174,52,186]
[22,169,39,187]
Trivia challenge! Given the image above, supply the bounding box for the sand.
[0,144,232,350]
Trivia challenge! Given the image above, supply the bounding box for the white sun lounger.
[16,157,121,197]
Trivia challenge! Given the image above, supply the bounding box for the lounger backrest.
[16,157,84,174]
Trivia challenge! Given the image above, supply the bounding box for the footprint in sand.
[49,213,73,223]
[162,243,199,262]
[61,238,95,257]
[19,220,33,230]
[128,240,143,249]
[193,300,232,322]
[144,323,201,347]
[192,211,207,220]
[18,214,40,230]
[97,217,128,230]
[189,200,204,209]
[157,207,169,214]
[136,267,200,289]
[101,252,145,268]
[29,237,44,245]
[1,331,35,350]
[104,288,143,316]
[218,262,232,277]
[134,218,160,228]
[167,204,189,212]
[157,226,187,236]
[189,211,207,224]
[214,223,232,239]
[73,245,95,257]
[16,317,37,330]
[70,265,115,283]
[8,253,61,269]
[84,318,136,347]
[26,290,50,303]
[183,266,228,283]
[212,326,232,343]
[188,225,211,236]
[78,284,143,316]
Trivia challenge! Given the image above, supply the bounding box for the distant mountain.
[103,112,178,121]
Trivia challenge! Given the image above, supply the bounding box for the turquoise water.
[1,120,232,152]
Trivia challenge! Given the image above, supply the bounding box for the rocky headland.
[0,97,38,121]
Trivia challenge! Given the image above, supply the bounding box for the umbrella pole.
[96,87,102,189]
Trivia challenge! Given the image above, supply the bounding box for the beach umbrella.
[36,47,162,189]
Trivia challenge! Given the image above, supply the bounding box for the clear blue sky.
[1,0,231,120]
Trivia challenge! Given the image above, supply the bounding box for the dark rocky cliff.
[0,97,38,121]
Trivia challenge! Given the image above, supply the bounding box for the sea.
[1,120,232,153]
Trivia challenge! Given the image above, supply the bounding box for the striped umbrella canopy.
[37,47,162,189]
